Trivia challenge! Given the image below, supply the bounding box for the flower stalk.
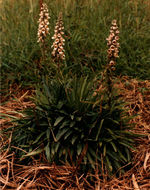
[37,2,50,60]
[106,19,120,71]
[51,12,65,67]
[106,20,120,109]
[39,0,43,8]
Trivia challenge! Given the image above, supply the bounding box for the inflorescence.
[106,20,120,71]
[37,3,50,44]
[51,12,65,62]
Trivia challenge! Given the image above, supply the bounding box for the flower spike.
[37,3,50,44]
[51,12,65,62]
[106,19,120,71]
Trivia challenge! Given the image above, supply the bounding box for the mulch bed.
[0,77,150,189]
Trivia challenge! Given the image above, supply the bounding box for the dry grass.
[0,78,150,189]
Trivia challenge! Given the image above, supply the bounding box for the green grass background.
[1,0,150,91]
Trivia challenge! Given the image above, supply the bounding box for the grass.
[1,0,150,92]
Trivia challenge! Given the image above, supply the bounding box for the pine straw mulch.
[0,77,150,190]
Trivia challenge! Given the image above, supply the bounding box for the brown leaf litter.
[0,77,150,189]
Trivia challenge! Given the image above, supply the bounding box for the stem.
[39,0,43,9]
[57,61,64,81]
[41,42,46,61]
[106,66,112,110]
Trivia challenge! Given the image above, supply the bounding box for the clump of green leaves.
[8,76,139,175]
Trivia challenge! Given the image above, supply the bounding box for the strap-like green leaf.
[32,131,46,144]
[106,156,112,172]
[80,77,87,100]
[77,143,83,156]
[23,148,43,157]
[54,116,64,126]
[87,152,95,169]
[71,135,78,145]
[103,145,106,157]
[45,142,51,161]
[56,128,68,141]
[119,141,136,151]
[64,130,73,140]
[95,119,104,141]
[110,141,117,152]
